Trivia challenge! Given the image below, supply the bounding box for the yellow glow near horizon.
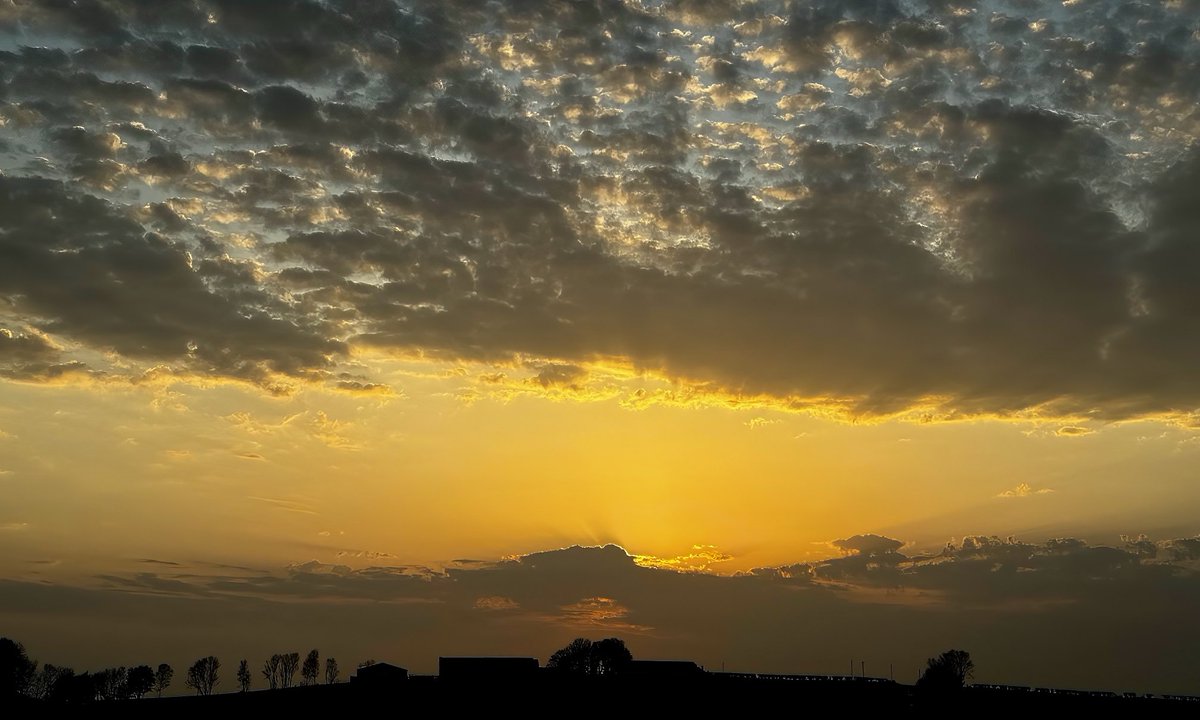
[2,351,1198,585]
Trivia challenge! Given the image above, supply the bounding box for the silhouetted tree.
[324,657,339,685]
[185,656,220,696]
[548,638,594,674]
[0,637,37,697]
[263,655,282,690]
[548,637,633,675]
[94,666,129,701]
[68,672,97,704]
[237,659,251,692]
[917,649,974,691]
[280,652,299,688]
[126,665,155,699]
[154,663,173,697]
[33,663,73,701]
[46,665,80,702]
[301,649,320,686]
[591,638,633,675]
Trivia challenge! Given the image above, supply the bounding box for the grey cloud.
[49,126,123,161]
[0,327,68,381]
[137,152,190,179]
[0,328,58,364]
[530,363,587,388]
[62,535,1200,622]
[73,39,186,77]
[0,1,1197,418]
[4,536,1198,692]
[185,44,250,83]
[831,534,905,557]
[0,176,343,387]
[1161,537,1200,562]
[255,85,325,136]
[161,77,256,134]
[242,39,357,83]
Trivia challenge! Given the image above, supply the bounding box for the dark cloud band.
[1,1,1198,418]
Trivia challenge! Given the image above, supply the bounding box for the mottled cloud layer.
[2,1,1199,420]
[4,536,1200,692]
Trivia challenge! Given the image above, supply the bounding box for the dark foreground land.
[7,674,1198,717]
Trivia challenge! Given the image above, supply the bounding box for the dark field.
[8,674,1197,717]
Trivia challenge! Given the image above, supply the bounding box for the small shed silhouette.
[351,662,408,688]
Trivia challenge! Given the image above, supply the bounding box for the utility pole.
[849,659,853,677]
[861,660,865,678]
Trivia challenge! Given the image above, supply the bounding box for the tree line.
[2,637,342,701]
[546,637,632,675]
[2,637,173,702]
[5,634,977,701]
[258,649,338,690]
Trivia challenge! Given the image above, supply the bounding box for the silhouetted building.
[439,656,539,681]
[625,660,705,678]
[351,662,408,687]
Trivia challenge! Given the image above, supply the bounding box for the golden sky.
[1,0,1199,696]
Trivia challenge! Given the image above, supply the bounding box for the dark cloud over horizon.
[1,0,1199,420]
[4,534,1200,693]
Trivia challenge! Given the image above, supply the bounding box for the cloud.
[997,483,1055,499]
[0,1,1198,422]
[0,327,64,379]
[559,596,649,631]
[225,409,362,450]
[831,534,905,557]
[633,545,733,573]
[0,177,344,391]
[744,417,780,429]
[475,595,520,611]
[334,380,395,396]
[1055,426,1094,437]
[247,495,315,514]
[5,535,1200,691]
[1161,537,1200,562]
[1121,534,1158,559]
[335,549,398,561]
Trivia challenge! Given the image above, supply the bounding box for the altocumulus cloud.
[3,537,1199,692]
[1,1,1199,421]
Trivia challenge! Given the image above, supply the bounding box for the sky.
[1,0,1199,696]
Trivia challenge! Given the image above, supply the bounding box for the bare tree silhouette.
[33,663,74,701]
[154,663,173,697]
[237,659,251,692]
[301,649,320,686]
[280,652,300,688]
[126,665,155,699]
[262,655,282,690]
[0,637,36,697]
[94,667,128,701]
[324,657,339,685]
[185,656,220,696]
